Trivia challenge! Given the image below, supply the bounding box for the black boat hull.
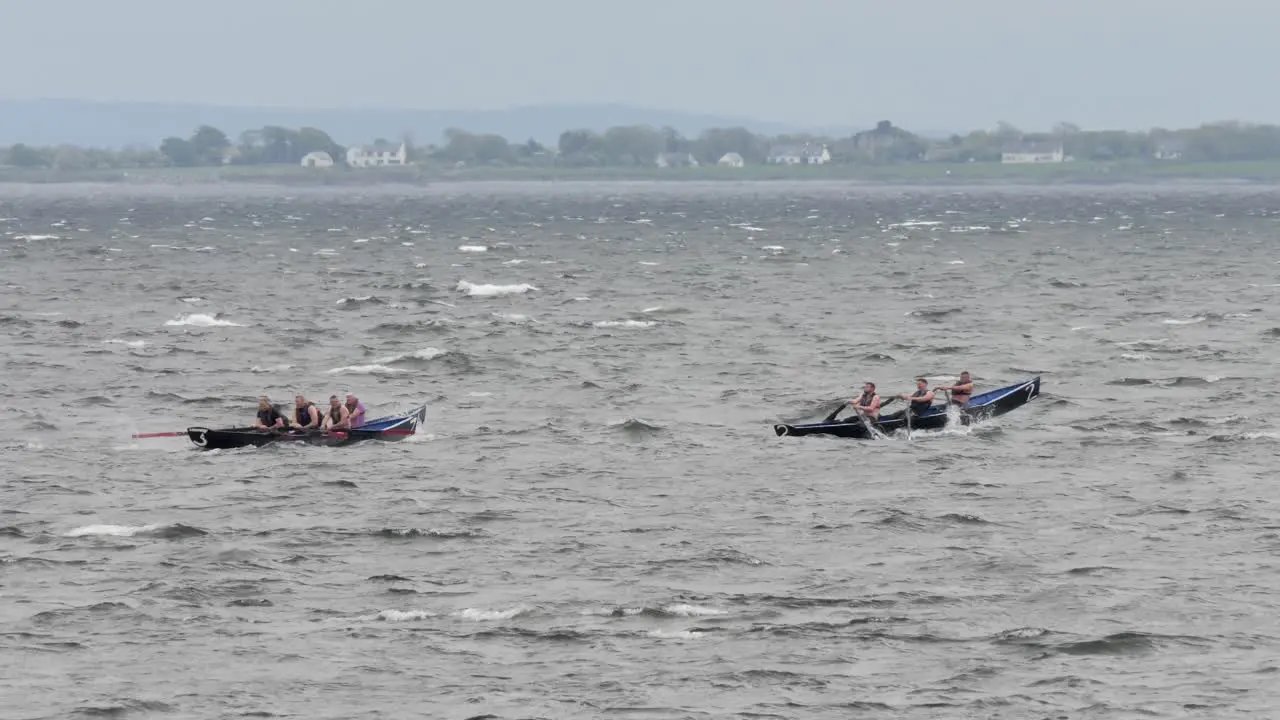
[186,405,426,450]
[773,377,1041,439]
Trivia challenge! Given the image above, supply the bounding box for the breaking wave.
[456,280,537,297]
[164,313,243,328]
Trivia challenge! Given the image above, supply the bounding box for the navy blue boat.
[186,405,426,450]
[773,377,1041,439]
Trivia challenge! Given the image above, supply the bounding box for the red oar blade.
[132,431,187,439]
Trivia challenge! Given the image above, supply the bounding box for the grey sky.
[2,0,1272,133]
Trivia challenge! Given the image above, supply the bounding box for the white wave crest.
[456,280,537,297]
[325,364,406,375]
[373,347,445,364]
[105,339,147,349]
[65,524,156,537]
[164,314,243,327]
[648,629,704,639]
[662,603,727,617]
[376,609,436,622]
[594,320,655,329]
[457,607,526,621]
[492,313,537,324]
[458,245,487,253]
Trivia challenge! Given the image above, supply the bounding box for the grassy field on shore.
[4,159,1280,186]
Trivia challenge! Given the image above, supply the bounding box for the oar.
[131,431,186,439]
[824,397,896,423]
[852,408,883,440]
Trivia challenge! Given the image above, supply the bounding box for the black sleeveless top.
[910,388,930,414]
[296,403,316,426]
[329,405,342,422]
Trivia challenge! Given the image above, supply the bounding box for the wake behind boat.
[186,405,426,450]
[774,377,1041,439]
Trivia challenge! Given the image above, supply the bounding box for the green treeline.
[3,119,1280,170]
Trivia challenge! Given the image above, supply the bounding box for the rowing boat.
[773,377,1041,439]
[185,405,427,450]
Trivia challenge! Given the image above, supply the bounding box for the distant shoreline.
[4,160,1280,187]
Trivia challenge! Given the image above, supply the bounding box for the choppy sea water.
[2,180,1279,719]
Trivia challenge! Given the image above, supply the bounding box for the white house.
[655,151,699,168]
[1153,139,1185,160]
[717,152,745,168]
[766,143,830,165]
[347,142,408,168]
[1001,141,1064,164]
[301,151,334,168]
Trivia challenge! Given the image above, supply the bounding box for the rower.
[292,394,322,431]
[898,378,936,417]
[848,382,881,421]
[936,371,974,406]
[345,393,366,428]
[254,396,285,430]
[323,395,351,431]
